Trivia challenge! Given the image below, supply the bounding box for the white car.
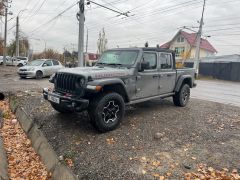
[0,56,11,65]
[7,56,28,67]
[18,59,63,79]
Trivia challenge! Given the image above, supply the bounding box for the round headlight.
[80,78,85,86]
[75,77,85,88]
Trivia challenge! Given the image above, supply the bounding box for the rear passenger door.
[159,53,176,94]
[135,51,159,99]
[52,60,62,73]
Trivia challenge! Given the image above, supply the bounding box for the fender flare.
[174,75,193,92]
[87,78,130,101]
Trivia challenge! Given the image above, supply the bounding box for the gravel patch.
[13,92,240,179]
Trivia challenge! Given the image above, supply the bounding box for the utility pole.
[193,0,206,77]
[15,16,19,57]
[85,28,88,67]
[3,2,8,66]
[85,28,88,54]
[63,48,66,67]
[77,0,84,67]
[44,40,46,58]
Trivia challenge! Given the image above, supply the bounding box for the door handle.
[167,74,173,77]
[153,75,159,78]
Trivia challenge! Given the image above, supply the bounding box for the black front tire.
[173,84,190,107]
[36,70,43,79]
[51,103,73,113]
[88,92,125,133]
[18,63,23,67]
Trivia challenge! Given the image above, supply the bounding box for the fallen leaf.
[152,173,160,177]
[159,176,165,180]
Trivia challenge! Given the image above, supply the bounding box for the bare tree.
[97,28,108,54]
[0,1,4,16]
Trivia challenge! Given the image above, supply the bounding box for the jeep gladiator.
[43,47,196,132]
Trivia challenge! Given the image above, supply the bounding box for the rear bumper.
[43,88,89,112]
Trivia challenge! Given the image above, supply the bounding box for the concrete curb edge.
[8,95,78,180]
[0,110,10,180]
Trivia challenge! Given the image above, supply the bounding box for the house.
[160,30,217,62]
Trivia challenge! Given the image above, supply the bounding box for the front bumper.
[18,71,36,78]
[43,88,89,112]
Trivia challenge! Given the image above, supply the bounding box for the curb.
[0,110,10,180]
[8,95,78,180]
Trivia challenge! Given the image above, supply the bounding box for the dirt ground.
[12,92,240,179]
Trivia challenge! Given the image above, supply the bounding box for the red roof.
[160,30,217,53]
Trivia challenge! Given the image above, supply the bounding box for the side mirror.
[139,61,150,72]
[42,63,47,67]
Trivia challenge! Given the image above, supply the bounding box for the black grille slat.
[55,73,83,94]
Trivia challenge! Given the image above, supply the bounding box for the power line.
[28,1,79,35]
[100,0,123,12]
[21,0,43,23]
[86,0,130,17]
[205,27,240,33]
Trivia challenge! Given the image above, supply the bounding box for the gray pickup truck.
[43,47,196,132]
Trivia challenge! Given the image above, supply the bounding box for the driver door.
[135,52,159,99]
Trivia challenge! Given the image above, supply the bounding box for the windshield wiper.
[96,62,107,66]
[107,63,123,66]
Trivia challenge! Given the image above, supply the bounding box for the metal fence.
[184,62,240,82]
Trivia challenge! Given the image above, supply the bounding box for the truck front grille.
[55,73,84,95]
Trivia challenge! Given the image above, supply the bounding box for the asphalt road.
[0,66,240,107]
[192,79,240,107]
[0,66,51,93]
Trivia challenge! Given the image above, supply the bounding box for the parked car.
[43,47,196,132]
[6,56,28,67]
[0,56,11,65]
[0,56,3,65]
[18,59,63,79]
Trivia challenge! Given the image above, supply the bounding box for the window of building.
[160,53,172,69]
[143,52,157,70]
[177,36,184,43]
[175,47,185,57]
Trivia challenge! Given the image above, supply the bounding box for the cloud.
[6,0,240,55]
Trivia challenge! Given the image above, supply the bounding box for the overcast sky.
[1,0,240,55]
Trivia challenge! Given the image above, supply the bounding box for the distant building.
[160,30,217,62]
[84,53,99,66]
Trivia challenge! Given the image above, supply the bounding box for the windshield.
[27,59,44,66]
[97,50,139,66]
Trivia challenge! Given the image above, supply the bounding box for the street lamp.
[16,9,28,57]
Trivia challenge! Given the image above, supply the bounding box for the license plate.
[48,95,60,104]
